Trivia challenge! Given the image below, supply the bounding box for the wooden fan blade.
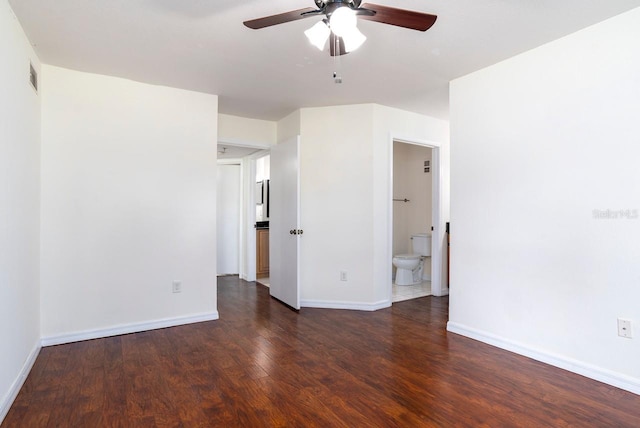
[329,33,348,56]
[244,7,317,29]
[359,3,437,32]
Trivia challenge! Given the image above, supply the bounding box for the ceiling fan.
[244,0,437,56]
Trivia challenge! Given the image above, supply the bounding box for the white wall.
[0,1,41,421]
[218,113,276,147]
[277,110,301,143]
[256,155,270,182]
[299,105,376,307]
[449,7,640,394]
[256,154,270,221]
[40,65,219,342]
[298,104,449,309]
[217,164,241,275]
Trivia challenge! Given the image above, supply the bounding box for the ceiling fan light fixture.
[329,6,357,38]
[244,2,438,57]
[343,26,366,52]
[304,20,331,50]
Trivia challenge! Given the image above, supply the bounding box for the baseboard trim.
[301,299,391,311]
[433,287,449,297]
[41,312,219,347]
[447,321,640,396]
[0,343,41,424]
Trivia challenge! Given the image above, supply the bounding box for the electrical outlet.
[618,318,632,338]
[340,271,348,282]
[172,280,182,293]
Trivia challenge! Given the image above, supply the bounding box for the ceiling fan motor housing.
[315,0,366,16]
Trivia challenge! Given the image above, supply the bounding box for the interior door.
[269,137,300,310]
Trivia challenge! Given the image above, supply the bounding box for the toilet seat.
[394,254,421,260]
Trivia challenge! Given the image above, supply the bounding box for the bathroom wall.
[393,142,433,278]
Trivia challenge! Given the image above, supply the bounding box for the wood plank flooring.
[3,276,640,427]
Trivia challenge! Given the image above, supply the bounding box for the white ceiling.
[9,0,640,121]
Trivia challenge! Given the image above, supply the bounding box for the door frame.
[388,134,448,298]
[216,141,270,282]
[243,149,271,282]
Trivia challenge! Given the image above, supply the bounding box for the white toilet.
[393,233,432,286]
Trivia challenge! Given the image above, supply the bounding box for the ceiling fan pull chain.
[333,38,343,83]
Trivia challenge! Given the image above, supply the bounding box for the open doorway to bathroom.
[392,141,434,303]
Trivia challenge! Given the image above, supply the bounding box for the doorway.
[215,138,300,310]
[392,141,433,302]
[389,136,446,301]
[216,143,269,283]
[255,154,271,287]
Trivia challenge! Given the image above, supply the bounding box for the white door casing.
[389,135,447,298]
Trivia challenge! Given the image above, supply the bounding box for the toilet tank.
[411,233,432,256]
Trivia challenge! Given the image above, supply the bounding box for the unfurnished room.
[2,0,640,426]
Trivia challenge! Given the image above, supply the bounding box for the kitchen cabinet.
[256,229,269,278]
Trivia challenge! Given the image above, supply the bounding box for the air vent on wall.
[29,62,37,93]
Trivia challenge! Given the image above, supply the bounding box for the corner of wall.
[277,110,301,143]
[0,344,41,424]
[0,2,42,423]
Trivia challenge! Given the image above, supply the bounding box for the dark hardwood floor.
[4,276,640,427]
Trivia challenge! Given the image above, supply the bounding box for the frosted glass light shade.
[343,27,367,52]
[304,21,330,50]
[329,6,357,37]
